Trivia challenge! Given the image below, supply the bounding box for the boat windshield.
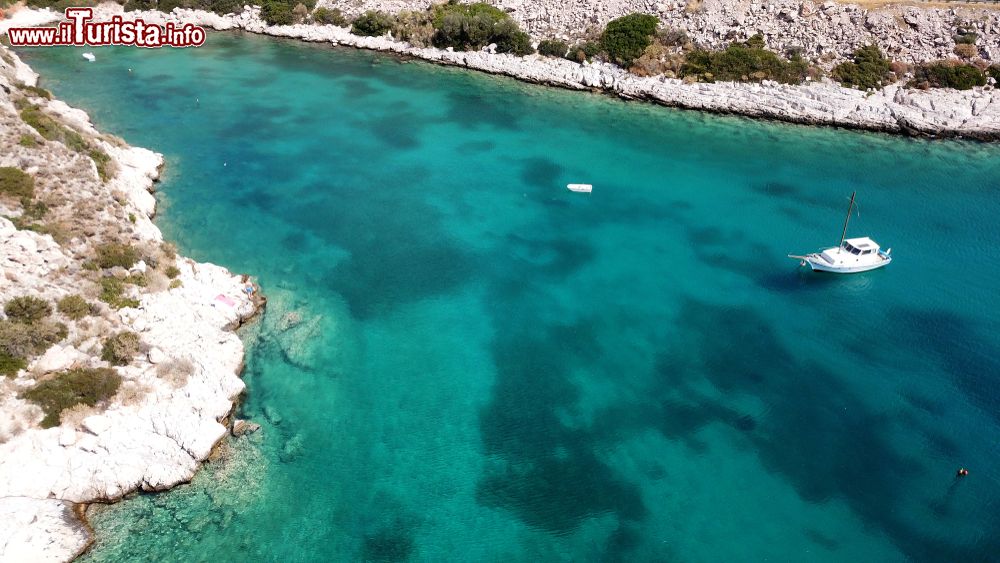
[842,242,861,254]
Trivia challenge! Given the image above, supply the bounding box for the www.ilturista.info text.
[7,8,206,47]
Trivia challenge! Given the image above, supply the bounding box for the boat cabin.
[841,237,880,255]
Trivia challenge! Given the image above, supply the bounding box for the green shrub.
[124,272,148,287]
[101,331,140,366]
[18,134,39,148]
[23,367,122,428]
[0,352,27,378]
[157,0,185,12]
[19,104,86,150]
[0,167,34,200]
[57,295,91,320]
[99,277,140,309]
[0,319,67,358]
[832,44,892,90]
[313,7,346,25]
[165,265,181,279]
[428,2,532,54]
[18,84,51,100]
[352,10,393,36]
[566,41,602,63]
[985,65,999,83]
[208,0,242,15]
[954,32,978,45]
[537,39,569,58]
[88,147,113,182]
[122,0,155,9]
[169,279,183,289]
[681,39,809,84]
[95,242,140,269]
[911,61,986,90]
[261,0,294,25]
[601,13,658,67]
[4,296,51,323]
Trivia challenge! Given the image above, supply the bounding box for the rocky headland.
[0,44,262,560]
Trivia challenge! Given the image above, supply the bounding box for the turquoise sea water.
[16,33,1000,561]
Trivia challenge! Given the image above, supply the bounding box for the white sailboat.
[788,191,892,274]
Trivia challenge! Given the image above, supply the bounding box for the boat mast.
[839,191,856,247]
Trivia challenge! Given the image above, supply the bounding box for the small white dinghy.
[788,191,892,274]
[567,183,592,193]
[82,52,96,62]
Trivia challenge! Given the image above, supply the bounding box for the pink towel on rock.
[214,294,236,307]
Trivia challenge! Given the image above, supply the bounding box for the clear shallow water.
[17,33,1000,561]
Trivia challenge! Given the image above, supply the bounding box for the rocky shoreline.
[0,45,263,560]
[11,2,999,139]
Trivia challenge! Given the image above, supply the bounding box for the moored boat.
[788,192,892,274]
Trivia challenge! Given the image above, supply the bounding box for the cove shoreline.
[7,4,1000,141]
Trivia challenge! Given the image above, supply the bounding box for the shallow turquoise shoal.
[17,32,1000,561]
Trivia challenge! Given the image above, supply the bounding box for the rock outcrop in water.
[0,46,262,560]
[12,2,998,139]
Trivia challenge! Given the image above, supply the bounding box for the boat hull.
[803,256,891,273]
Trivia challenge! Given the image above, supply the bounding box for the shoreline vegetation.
[4,0,998,139]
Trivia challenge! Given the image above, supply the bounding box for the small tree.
[601,13,659,67]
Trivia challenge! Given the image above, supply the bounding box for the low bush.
[0,319,67,359]
[911,61,987,90]
[261,0,294,25]
[954,32,978,45]
[313,7,346,26]
[430,2,533,55]
[352,10,393,36]
[566,41,602,63]
[208,0,243,15]
[4,296,51,323]
[988,65,1000,83]
[832,44,892,90]
[19,105,86,150]
[57,295,91,320]
[18,134,39,148]
[18,84,51,100]
[99,277,140,309]
[391,10,435,46]
[601,13,659,67]
[681,36,809,84]
[0,167,34,200]
[537,39,569,58]
[95,242,140,269]
[165,265,181,279]
[101,331,140,366]
[0,352,26,378]
[22,367,122,428]
[953,43,978,60]
[88,147,114,182]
